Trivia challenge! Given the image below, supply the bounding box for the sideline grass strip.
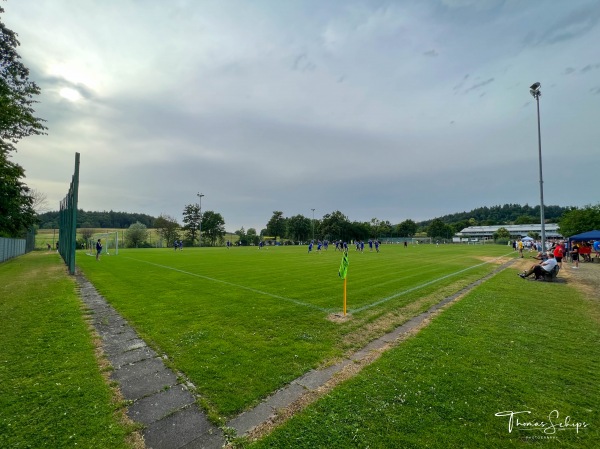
[0,253,133,449]
[249,268,600,448]
[76,244,513,418]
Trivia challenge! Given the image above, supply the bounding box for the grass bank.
[0,252,135,449]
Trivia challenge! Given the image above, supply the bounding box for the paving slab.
[116,364,178,401]
[228,402,274,436]
[265,383,307,410]
[104,338,148,354]
[142,406,218,449]
[128,385,196,425]
[108,346,157,368]
[180,430,225,449]
[294,361,350,390]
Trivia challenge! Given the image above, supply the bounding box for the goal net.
[87,231,119,256]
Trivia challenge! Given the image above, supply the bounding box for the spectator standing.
[96,239,102,261]
[571,242,580,269]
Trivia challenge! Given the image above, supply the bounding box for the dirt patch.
[327,312,353,323]
[477,255,512,264]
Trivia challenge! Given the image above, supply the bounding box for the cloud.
[463,78,494,94]
[453,74,469,91]
[6,0,600,232]
[536,3,600,45]
[580,63,600,73]
[292,53,317,72]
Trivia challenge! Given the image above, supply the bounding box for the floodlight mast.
[197,193,205,247]
[529,82,546,252]
[311,208,315,241]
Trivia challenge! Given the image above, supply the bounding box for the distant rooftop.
[457,223,562,238]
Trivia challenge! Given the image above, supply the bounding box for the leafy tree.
[514,215,538,225]
[427,219,453,239]
[235,227,247,246]
[0,7,47,236]
[246,228,259,246]
[201,210,226,246]
[266,211,285,242]
[182,204,201,245]
[125,221,149,248]
[320,211,350,241]
[0,8,47,145]
[396,219,417,237]
[348,221,370,241]
[379,220,393,238]
[0,147,35,237]
[287,214,311,242]
[370,218,380,238]
[559,204,600,237]
[155,214,180,246]
[493,227,511,241]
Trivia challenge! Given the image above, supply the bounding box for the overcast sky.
[5,0,600,232]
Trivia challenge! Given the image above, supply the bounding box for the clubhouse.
[456,223,562,240]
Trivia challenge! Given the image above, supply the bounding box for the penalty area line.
[123,257,329,313]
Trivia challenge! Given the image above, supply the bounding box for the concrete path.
[76,259,514,448]
[77,275,224,449]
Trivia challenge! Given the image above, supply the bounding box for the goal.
[87,231,119,256]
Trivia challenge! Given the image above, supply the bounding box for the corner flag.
[338,250,349,279]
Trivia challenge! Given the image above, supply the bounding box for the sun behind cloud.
[59,87,82,102]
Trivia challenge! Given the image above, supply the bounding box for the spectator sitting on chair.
[519,253,557,280]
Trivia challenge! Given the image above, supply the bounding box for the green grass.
[0,252,134,449]
[76,244,514,418]
[249,268,600,448]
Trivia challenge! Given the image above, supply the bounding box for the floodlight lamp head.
[529,82,541,98]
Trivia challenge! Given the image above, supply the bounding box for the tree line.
[260,203,600,243]
[35,202,600,249]
[37,210,156,230]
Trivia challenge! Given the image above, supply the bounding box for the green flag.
[338,250,349,279]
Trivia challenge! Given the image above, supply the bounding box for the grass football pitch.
[76,243,515,419]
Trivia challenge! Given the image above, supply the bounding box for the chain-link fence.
[58,153,80,275]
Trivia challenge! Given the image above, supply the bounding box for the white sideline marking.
[123,257,329,312]
[350,253,513,313]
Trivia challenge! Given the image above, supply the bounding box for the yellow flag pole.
[343,276,347,316]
